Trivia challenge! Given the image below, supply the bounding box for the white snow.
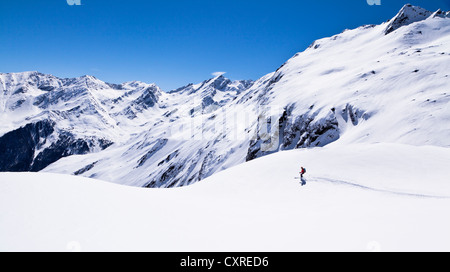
[1,142,449,252]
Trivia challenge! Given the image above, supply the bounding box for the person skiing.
[300,167,306,179]
[295,166,307,186]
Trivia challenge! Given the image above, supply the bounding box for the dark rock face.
[0,120,55,171]
[135,88,158,109]
[145,149,182,188]
[212,76,232,91]
[74,161,98,176]
[30,133,90,172]
[121,87,159,119]
[246,104,369,162]
[245,111,340,162]
[384,4,432,35]
[136,138,168,168]
[0,120,113,172]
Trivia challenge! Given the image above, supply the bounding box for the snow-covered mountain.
[1,4,449,187]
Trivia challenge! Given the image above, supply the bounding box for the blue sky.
[1,0,449,90]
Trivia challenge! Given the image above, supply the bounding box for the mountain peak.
[0,71,42,79]
[385,4,433,35]
[203,75,255,94]
[208,74,231,88]
[431,9,450,19]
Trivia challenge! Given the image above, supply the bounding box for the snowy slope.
[1,142,449,252]
[1,4,450,188]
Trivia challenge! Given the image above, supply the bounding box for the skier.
[300,167,306,179]
[300,167,307,186]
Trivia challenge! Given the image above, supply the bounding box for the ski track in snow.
[310,177,450,199]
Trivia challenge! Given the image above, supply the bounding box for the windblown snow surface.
[1,142,449,252]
